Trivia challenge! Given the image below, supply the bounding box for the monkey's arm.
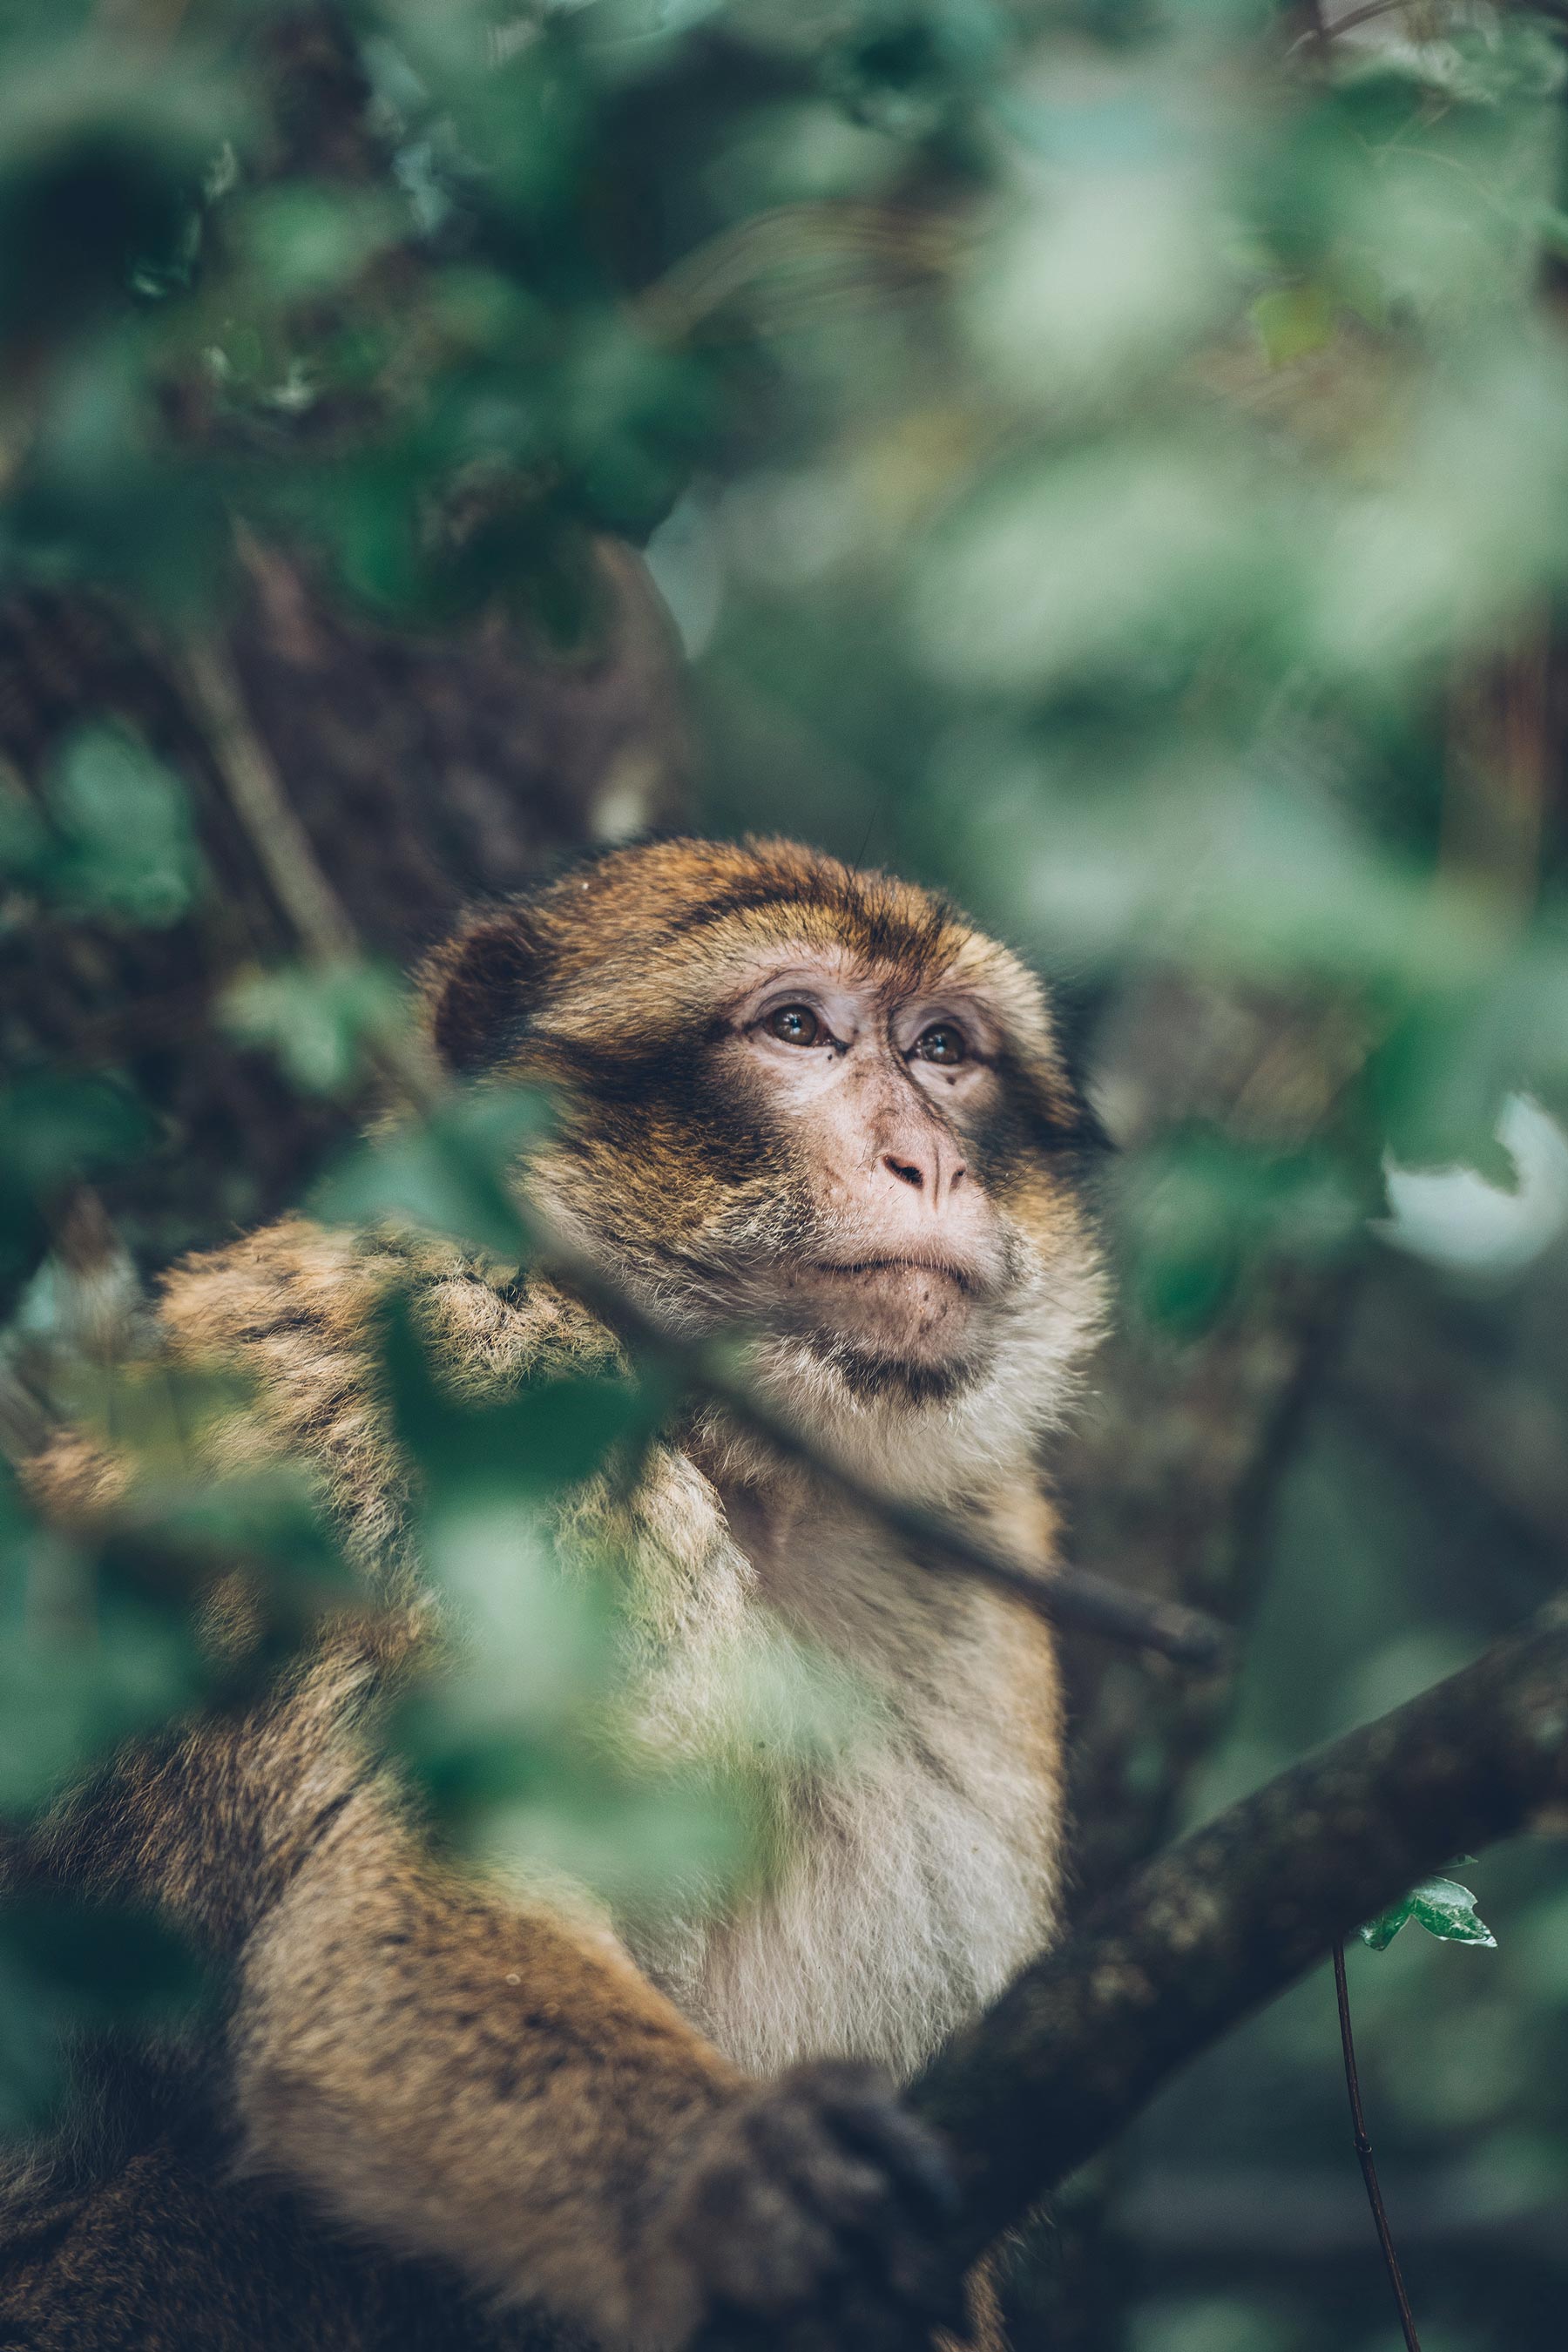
[229,1767,737,2344]
[31,1659,962,2352]
[19,1229,965,2346]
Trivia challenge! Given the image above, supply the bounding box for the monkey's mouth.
[808,1254,981,1293]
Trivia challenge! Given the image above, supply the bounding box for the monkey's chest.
[631,1665,1062,2085]
[611,1474,1065,2082]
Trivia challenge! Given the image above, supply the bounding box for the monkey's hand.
[638,2059,967,2352]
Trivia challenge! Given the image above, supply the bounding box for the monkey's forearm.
[229,1787,742,2346]
[29,1679,971,2352]
[29,1659,747,2345]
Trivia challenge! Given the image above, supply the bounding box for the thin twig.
[1287,0,1429,57]
[175,639,358,963]
[1333,1938,1424,2352]
[177,632,1227,1669]
[542,1235,1226,1666]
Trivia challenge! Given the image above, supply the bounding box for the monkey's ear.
[421,907,549,1077]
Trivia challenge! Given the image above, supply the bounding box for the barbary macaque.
[1,837,1106,2352]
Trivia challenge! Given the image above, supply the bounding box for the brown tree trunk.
[0,539,693,1295]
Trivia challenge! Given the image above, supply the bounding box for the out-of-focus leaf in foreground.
[312,1085,551,1258]
[0,1899,207,2132]
[223,959,410,1098]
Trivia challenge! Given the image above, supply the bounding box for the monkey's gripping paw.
[645,2059,966,2352]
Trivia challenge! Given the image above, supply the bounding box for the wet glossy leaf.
[1359,1876,1498,1953]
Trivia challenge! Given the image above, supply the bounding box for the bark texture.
[913,1596,1568,2268]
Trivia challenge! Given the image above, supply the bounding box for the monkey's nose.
[880,1146,967,1203]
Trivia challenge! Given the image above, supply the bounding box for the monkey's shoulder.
[161,1215,614,1386]
[154,1217,620,1528]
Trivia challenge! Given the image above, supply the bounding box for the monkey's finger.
[776,2126,956,2308]
[691,2289,914,2352]
[806,2073,960,2224]
[695,2198,847,2320]
[677,2138,851,2322]
[742,2088,899,2237]
[733,2091,965,2342]
[875,2238,971,2336]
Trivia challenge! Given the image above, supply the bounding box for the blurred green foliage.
[0,0,1567,2343]
[0,723,205,923]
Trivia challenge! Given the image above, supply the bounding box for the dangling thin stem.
[1333,1938,1423,2352]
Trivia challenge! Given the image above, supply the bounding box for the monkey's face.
[423,839,1106,1490]
[713,956,1031,1379]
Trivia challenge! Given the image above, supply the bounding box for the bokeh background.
[2,2,1567,2347]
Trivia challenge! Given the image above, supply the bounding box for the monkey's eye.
[767,1004,823,1047]
[912,1022,968,1067]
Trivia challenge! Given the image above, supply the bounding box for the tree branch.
[912,1596,1568,2263]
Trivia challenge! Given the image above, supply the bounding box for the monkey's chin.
[778,1261,984,1392]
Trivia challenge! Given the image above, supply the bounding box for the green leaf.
[311,1084,551,1258]
[0,1071,153,1290]
[237,183,400,304]
[0,1897,205,2017]
[1359,1876,1497,1953]
[1251,285,1336,368]
[44,724,204,926]
[223,959,410,1096]
[380,1293,645,1506]
[1120,1125,1362,1335]
[0,51,240,340]
[0,1593,206,1813]
[0,1071,152,1192]
[0,1898,208,2132]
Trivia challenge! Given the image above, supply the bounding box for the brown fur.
[1,839,1105,2352]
